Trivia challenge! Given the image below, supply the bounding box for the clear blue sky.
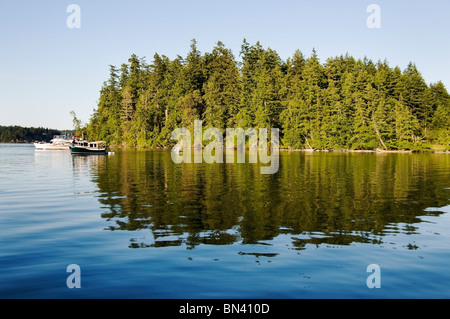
[1,0,449,130]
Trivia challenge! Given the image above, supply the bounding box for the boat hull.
[34,143,70,150]
[69,146,107,155]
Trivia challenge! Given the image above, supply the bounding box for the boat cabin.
[74,141,105,149]
[72,140,106,149]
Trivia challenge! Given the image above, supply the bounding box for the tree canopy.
[82,39,450,151]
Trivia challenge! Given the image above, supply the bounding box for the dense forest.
[0,126,64,143]
[82,39,450,151]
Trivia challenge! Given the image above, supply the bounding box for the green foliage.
[82,40,450,151]
[0,126,68,143]
[203,41,240,130]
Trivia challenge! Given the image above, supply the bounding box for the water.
[0,143,449,299]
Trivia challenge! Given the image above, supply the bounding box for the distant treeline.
[0,126,72,143]
[82,39,450,151]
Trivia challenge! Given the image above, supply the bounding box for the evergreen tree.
[430,81,450,147]
[394,97,421,149]
[235,40,264,128]
[203,41,240,130]
[350,64,377,149]
[252,47,284,131]
[301,49,326,149]
[280,50,307,149]
[403,62,431,134]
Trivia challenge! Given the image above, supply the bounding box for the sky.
[0,0,449,130]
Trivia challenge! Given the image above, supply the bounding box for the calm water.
[0,143,449,299]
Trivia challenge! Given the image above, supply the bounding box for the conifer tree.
[203,42,240,131]
[301,49,326,149]
[280,50,307,149]
[235,40,264,128]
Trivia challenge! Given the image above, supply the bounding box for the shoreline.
[3,142,449,154]
[277,148,450,154]
[106,145,450,154]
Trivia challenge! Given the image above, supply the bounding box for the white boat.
[34,135,73,150]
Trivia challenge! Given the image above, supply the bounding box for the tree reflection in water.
[79,150,450,250]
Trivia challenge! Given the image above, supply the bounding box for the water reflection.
[76,150,450,249]
[71,154,107,172]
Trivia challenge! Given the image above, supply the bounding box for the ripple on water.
[1,145,450,298]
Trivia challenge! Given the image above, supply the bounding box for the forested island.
[0,126,68,143]
[80,39,450,151]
